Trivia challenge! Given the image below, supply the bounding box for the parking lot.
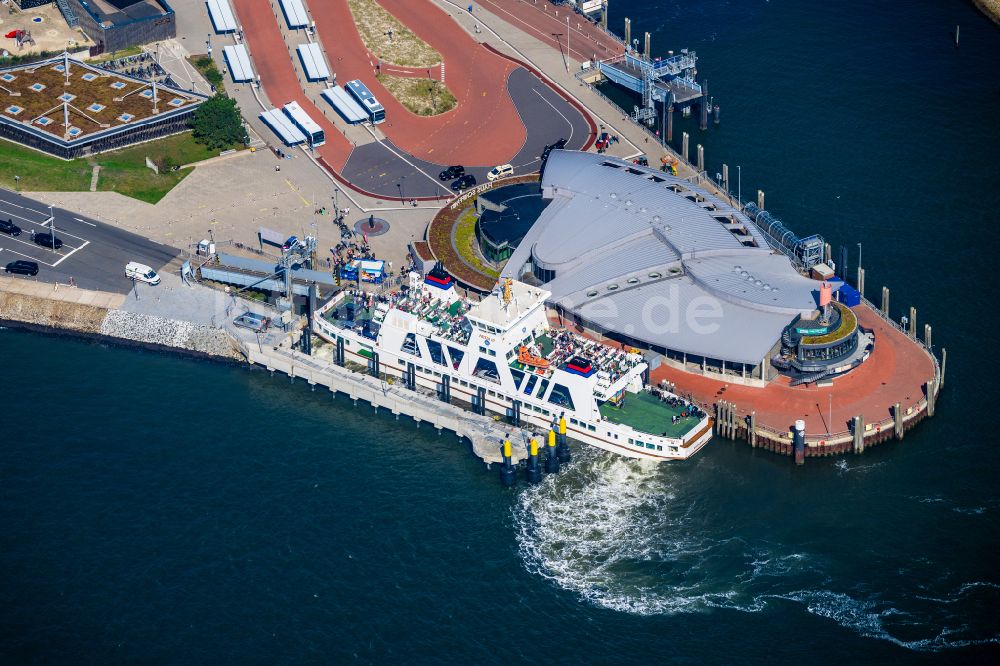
[0,190,178,294]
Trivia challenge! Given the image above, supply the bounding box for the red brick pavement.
[648,304,936,435]
[475,0,626,63]
[232,0,354,169]
[310,0,527,166]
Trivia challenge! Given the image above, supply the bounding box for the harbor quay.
[0,0,944,472]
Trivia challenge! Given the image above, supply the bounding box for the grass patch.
[0,132,236,204]
[376,74,456,116]
[89,46,144,64]
[347,0,441,67]
[454,208,500,280]
[188,54,226,93]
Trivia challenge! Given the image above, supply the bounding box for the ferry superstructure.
[314,271,713,461]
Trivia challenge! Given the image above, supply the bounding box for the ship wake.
[512,448,999,651]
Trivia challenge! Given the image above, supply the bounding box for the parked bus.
[345,79,386,124]
[282,101,325,147]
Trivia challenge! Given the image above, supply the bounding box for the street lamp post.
[14,175,20,191]
[48,204,55,251]
[857,242,862,272]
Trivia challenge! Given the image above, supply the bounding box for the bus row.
[260,79,385,149]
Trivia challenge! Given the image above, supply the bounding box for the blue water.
[2,1,999,662]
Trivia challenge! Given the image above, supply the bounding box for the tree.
[190,94,247,150]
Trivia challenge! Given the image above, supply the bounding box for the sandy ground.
[0,3,92,55]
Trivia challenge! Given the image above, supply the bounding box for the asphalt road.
[0,189,179,294]
[339,67,591,198]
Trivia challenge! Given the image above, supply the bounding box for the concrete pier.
[236,339,531,465]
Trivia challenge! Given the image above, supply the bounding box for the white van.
[125,261,161,285]
[487,163,514,181]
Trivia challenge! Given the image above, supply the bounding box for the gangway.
[599,51,702,125]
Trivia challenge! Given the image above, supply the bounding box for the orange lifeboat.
[518,345,550,369]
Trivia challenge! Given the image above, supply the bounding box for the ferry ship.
[313,268,714,461]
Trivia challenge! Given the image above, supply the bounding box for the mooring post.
[643,31,650,59]
[924,324,932,350]
[908,307,917,338]
[749,411,757,447]
[722,164,729,194]
[926,378,937,417]
[858,268,865,298]
[940,348,947,389]
[881,286,890,315]
[697,144,704,173]
[682,131,689,163]
[894,402,904,439]
[666,104,673,142]
[699,80,708,130]
[793,420,806,465]
[624,17,631,50]
[757,189,764,210]
[853,415,865,454]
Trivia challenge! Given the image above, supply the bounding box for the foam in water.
[514,450,1000,651]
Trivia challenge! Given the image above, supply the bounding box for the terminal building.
[16,1,176,54]
[497,150,871,385]
[0,52,206,159]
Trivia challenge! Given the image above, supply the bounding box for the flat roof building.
[321,85,366,124]
[62,0,177,54]
[278,0,309,29]
[0,52,206,159]
[206,0,238,33]
[260,107,306,146]
[296,43,330,82]
[222,44,254,83]
[501,150,838,382]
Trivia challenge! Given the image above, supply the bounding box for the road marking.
[52,240,89,267]
[73,217,97,227]
[1,245,57,266]
[0,207,45,226]
[533,87,575,145]
[0,198,48,216]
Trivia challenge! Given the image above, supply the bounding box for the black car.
[5,260,39,276]
[451,174,477,191]
[0,218,21,236]
[33,232,63,250]
[439,165,465,181]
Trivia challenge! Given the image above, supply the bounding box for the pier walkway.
[229,327,530,465]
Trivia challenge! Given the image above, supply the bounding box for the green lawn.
[454,208,500,280]
[0,132,234,204]
[599,391,701,438]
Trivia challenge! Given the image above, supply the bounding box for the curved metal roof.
[502,150,827,364]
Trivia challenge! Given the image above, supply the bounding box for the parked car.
[282,235,299,251]
[4,260,38,276]
[438,165,465,181]
[32,232,63,250]
[0,218,21,236]
[487,164,514,181]
[125,261,161,285]
[451,174,477,191]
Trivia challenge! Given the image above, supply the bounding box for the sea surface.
[2,1,999,662]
